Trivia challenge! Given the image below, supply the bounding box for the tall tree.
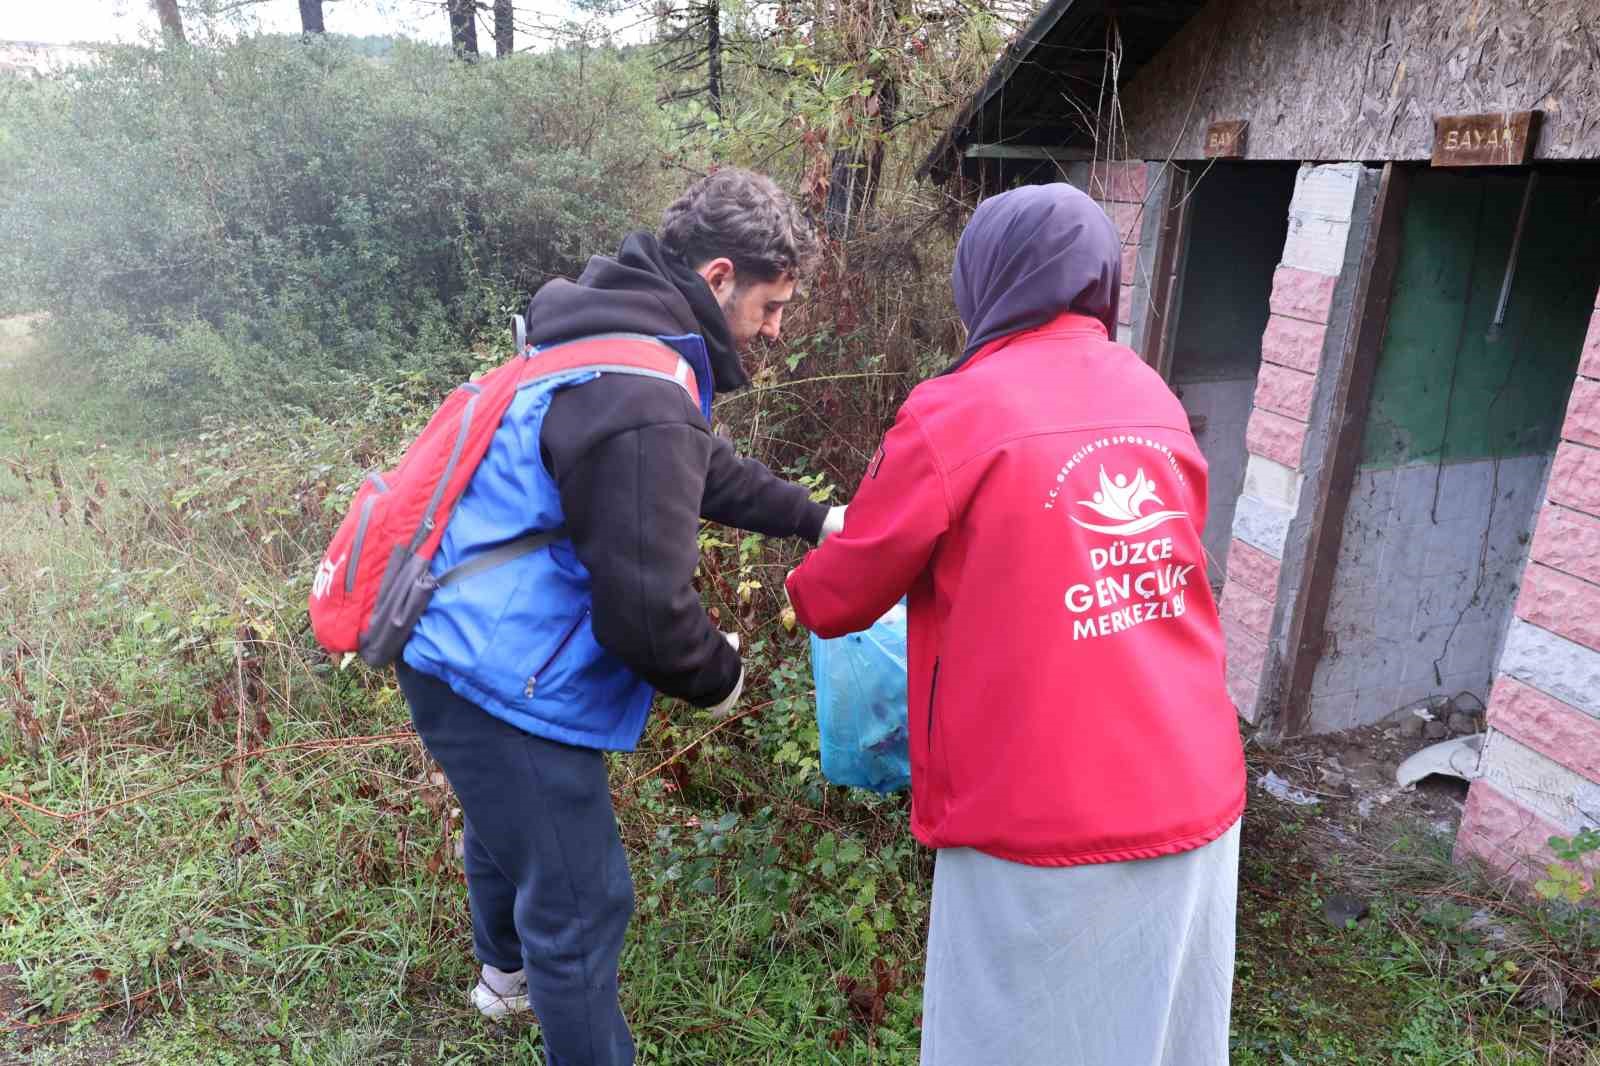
[151,0,187,42]
[824,93,894,238]
[656,1,724,125]
[815,0,903,237]
[299,0,326,34]
[705,0,720,117]
[494,0,513,56]
[447,0,479,58]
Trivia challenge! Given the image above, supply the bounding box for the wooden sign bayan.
[1431,111,1539,167]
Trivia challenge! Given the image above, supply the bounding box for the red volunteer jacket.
[786,313,1246,866]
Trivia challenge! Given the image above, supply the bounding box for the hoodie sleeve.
[785,405,951,638]
[543,377,741,707]
[701,432,827,542]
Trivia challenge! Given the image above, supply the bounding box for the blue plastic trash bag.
[809,600,911,793]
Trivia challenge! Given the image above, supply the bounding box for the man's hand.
[820,505,847,542]
[707,631,743,717]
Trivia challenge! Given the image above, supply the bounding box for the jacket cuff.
[785,566,818,632]
[697,638,744,707]
[798,500,827,544]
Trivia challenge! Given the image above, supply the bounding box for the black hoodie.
[527,232,826,708]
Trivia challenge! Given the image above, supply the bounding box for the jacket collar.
[523,232,747,393]
[954,312,1110,374]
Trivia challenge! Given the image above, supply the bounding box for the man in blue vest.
[394,168,842,1064]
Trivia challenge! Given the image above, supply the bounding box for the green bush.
[0,36,675,430]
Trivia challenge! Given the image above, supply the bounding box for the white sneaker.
[470,965,533,1021]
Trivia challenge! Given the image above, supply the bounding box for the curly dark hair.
[658,168,820,282]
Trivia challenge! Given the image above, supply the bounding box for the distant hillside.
[0,35,410,79]
[0,40,98,78]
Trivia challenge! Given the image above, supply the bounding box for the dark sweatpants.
[397,662,635,1066]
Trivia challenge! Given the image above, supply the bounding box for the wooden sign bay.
[1203,120,1247,159]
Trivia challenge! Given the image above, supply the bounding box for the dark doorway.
[1166,163,1300,587]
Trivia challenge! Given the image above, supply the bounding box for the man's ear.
[695,257,736,297]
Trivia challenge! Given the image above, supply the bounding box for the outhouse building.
[921,0,1600,879]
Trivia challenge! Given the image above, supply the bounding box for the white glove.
[708,631,743,717]
[820,505,847,543]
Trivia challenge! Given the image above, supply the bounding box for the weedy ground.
[1,319,1596,1065]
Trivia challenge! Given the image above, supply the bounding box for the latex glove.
[708,631,743,717]
[819,505,847,543]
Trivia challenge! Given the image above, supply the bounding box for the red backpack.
[308,329,701,667]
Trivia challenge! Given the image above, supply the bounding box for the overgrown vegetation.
[0,344,930,1063]
[0,37,670,430]
[3,18,1599,1065]
[4,326,1599,1064]
[1535,830,1600,906]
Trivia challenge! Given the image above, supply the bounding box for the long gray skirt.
[920,820,1240,1066]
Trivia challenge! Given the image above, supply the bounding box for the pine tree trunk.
[448,0,479,59]
[151,0,186,43]
[494,0,513,57]
[706,0,721,118]
[299,0,326,34]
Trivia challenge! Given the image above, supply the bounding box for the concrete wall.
[1459,292,1600,880]
[1306,456,1547,730]
[1219,163,1369,725]
[1297,169,1599,735]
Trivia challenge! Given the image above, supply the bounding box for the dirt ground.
[1246,708,1485,853]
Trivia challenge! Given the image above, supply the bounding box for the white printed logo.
[312,553,345,601]
[1071,466,1187,536]
[1044,447,1197,642]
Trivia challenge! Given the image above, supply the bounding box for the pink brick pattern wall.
[1220,540,1279,714]
[1245,267,1333,470]
[1221,264,1337,719]
[1460,291,1600,880]
[1528,503,1600,587]
[1485,677,1600,783]
[1084,163,1148,336]
[1456,783,1577,880]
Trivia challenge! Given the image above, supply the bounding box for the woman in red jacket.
[786,183,1246,1066]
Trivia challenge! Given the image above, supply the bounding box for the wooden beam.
[1136,163,1191,378]
[964,143,1095,161]
[990,122,1098,145]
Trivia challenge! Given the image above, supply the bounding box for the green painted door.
[1361,170,1600,469]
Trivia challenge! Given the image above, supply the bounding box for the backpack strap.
[430,332,700,591]
[517,332,701,405]
[436,527,569,589]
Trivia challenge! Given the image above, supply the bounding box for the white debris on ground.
[1259,770,1322,806]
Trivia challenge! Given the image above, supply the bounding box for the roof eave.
[916,0,1085,184]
